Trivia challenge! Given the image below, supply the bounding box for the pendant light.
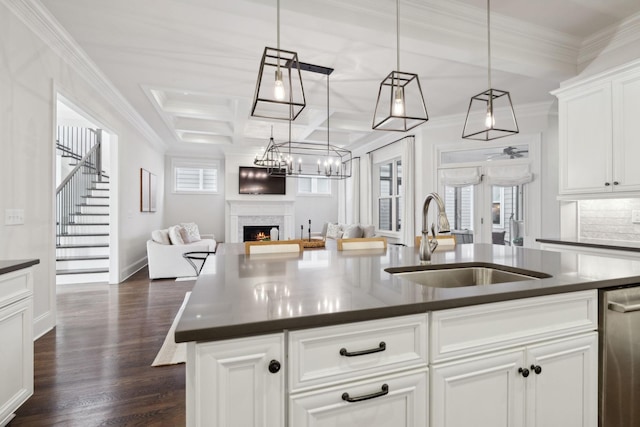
[254,63,352,179]
[251,0,306,121]
[372,0,428,132]
[462,0,519,141]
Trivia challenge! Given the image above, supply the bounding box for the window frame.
[172,159,220,195]
[296,177,333,196]
[373,157,402,236]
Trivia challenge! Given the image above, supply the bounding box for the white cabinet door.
[0,298,33,427]
[289,368,427,427]
[525,333,597,427]
[186,333,284,427]
[612,71,640,192]
[431,349,526,427]
[558,83,612,194]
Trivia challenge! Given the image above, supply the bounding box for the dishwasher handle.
[608,301,640,313]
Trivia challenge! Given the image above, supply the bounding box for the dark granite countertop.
[537,237,640,253]
[176,243,640,343]
[0,259,39,276]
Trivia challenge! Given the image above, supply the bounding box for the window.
[376,159,402,232]
[173,160,219,193]
[297,177,331,195]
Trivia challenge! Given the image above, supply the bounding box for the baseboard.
[33,310,55,341]
[119,256,147,283]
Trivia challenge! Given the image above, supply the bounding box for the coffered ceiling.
[41,0,640,157]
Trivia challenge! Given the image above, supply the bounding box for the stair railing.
[56,126,100,162]
[56,131,103,246]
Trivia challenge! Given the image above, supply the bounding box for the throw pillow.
[362,225,376,238]
[326,222,343,239]
[342,224,363,239]
[168,225,185,245]
[180,222,201,242]
[151,229,171,245]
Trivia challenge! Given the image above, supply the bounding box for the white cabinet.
[525,333,597,427]
[556,63,640,195]
[431,333,597,427]
[430,291,598,427]
[186,333,284,427]
[288,314,429,427]
[0,268,34,427]
[289,368,428,427]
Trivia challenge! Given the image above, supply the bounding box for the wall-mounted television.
[238,166,286,195]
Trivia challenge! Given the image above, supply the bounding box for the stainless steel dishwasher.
[600,287,640,426]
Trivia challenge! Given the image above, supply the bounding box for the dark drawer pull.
[340,341,386,357]
[342,384,389,403]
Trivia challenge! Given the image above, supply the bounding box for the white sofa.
[146,223,217,279]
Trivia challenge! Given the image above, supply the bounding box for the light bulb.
[485,105,495,128]
[393,87,404,116]
[274,69,285,101]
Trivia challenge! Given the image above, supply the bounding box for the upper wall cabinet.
[555,63,640,196]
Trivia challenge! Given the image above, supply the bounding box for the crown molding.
[2,0,167,151]
[579,12,640,67]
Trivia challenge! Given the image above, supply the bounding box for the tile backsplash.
[579,198,640,242]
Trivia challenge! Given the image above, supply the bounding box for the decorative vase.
[270,227,279,241]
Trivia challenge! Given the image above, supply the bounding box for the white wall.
[0,2,165,338]
[163,155,226,241]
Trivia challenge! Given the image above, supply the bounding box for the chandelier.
[254,63,352,180]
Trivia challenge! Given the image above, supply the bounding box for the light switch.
[633,210,640,224]
[5,208,24,225]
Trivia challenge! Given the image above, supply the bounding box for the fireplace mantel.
[226,200,295,243]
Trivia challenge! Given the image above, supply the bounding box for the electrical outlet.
[5,208,24,225]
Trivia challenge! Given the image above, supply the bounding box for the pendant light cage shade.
[254,139,352,180]
[462,88,519,141]
[372,71,429,132]
[251,47,306,121]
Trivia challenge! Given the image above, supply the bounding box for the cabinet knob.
[268,359,281,374]
[614,181,620,185]
[605,182,611,186]
[518,367,530,378]
[530,364,542,375]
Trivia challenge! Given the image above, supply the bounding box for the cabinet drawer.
[430,290,597,363]
[0,269,33,310]
[289,368,428,427]
[289,314,428,392]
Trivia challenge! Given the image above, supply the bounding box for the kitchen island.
[176,243,640,427]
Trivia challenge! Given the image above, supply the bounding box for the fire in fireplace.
[243,225,279,242]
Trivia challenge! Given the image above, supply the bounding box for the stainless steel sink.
[385,263,551,288]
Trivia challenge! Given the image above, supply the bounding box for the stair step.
[76,203,109,207]
[57,233,109,237]
[56,268,109,275]
[56,245,109,257]
[82,195,109,199]
[56,271,109,285]
[56,243,109,249]
[56,255,109,261]
[70,213,109,216]
[67,222,110,226]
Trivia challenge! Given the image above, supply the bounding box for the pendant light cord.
[396,0,400,72]
[327,74,330,155]
[276,0,281,73]
[487,0,491,90]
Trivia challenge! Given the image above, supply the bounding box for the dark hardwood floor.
[10,268,193,426]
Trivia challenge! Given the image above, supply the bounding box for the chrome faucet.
[419,192,451,263]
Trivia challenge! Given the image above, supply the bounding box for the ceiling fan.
[487,146,528,160]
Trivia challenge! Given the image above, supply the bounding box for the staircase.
[56,127,110,285]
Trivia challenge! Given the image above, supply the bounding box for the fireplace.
[243,225,279,242]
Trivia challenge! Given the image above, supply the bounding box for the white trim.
[2,0,167,152]
[33,310,54,341]
[120,256,148,283]
[579,12,640,67]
